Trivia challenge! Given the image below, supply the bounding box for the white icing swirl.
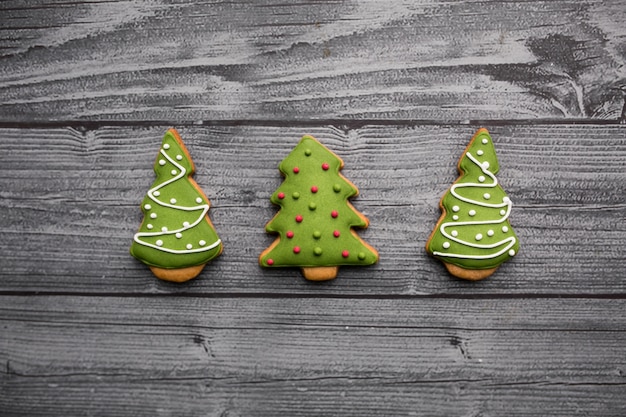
[133,146,221,254]
[433,152,516,260]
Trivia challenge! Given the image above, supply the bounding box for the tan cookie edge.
[301,266,339,281]
[443,262,498,281]
[149,264,207,283]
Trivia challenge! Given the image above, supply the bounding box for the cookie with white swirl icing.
[426,128,519,280]
[130,129,223,282]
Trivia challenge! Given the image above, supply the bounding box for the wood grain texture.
[3,2,626,415]
[1,0,626,121]
[1,295,625,416]
[1,124,625,295]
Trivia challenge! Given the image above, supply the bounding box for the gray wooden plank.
[0,124,625,295]
[1,0,625,121]
[1,295,625,416]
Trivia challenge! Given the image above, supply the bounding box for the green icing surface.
[130,130,222,269]
[426,129,519,270]
[260,136,378,268]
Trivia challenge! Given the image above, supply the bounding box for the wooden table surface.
[2,1,626,415]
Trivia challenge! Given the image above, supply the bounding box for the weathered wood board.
[1,124,624,295]
[2,296,625,416]
[1,0,626,121]
[2,1,626,415]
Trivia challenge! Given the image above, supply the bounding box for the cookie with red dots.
[259,135,378,281]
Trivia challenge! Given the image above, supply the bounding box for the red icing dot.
[322,163,330,170]
[311,186,318,193]
[286,231,294,238]
[293,167,300,174]
[333,230,340,238]
[293,246,301,254]
[277,192,285,199]
[331,210,339,218]
[342,250,349,258]
[295,215,303,223]
[267,259,274,265]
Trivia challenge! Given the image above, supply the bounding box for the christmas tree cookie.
[426,128,519,280]
[130,129,223,282]
[259,135,378,281]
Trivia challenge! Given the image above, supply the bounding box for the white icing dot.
[500,209,506,216]
[170,198,177,204]
[482,138,488,144]
[469,210,476,216]
[196,197,203,204]
[186,244,193,250]
[452,205,460,212]
[199,240,206,246]
[487,229,495,237]
[442,242,450,249]
[452,215,459,221]
[508,249,516,256]
[176,155,183,161]
[159,159,166,166]
[163,144,170,150]
[171,170,177,175]
[153,191,160,197]
[483,193,491,200]
[477,150,484,156]
[183,221,190,227]
[161,226,168,232]
[150,213,157,219]
[503,196,511,203]
[482,161,490,169]
[475,233,483,241]
[478,175,485,183]
[146,224,153,230]
[175,233,182,239]
[451,230,458,237]
[144,204,151,210]
[156,240,163,247]
[502,226,509,233]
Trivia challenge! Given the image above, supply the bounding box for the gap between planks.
[1,291,626,300]
[0,118,624,130]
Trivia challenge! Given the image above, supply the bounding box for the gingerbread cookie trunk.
[426,128,519,280]
[130,129,223,282]
[259,135,378,281]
